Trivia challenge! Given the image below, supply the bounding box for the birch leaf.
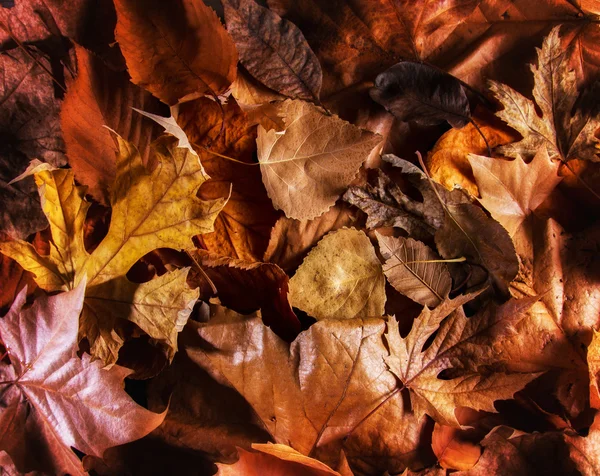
[289,228,385,320]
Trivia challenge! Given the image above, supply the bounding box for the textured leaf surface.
[257,100,382,220]
[289,228,385,320]
[0,283,164,475]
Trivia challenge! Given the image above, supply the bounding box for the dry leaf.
[370,61,470,128]
[257,99,383,220]
[432,420,482,471]
[188,305,405,470]
[288,228,385,320]
[61,45,166,205]
[0,283,165,475]
[377,234,452,308]
[491,26,600,163]
[114,0,238,105]
[468,147,562,236]
[217,444,342,475]
[385,293,539,427]
[0,136,225,366]
[223,0,322,102]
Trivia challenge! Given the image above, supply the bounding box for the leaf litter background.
[1,0,600,474]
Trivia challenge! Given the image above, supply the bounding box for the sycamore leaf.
[257,99,383,220]
[187,305,408,470]
[385,293,540,427]
[61,45,166,206]
[217,444,342,475]
[468,147,562,236]
[223,0,322,102]
[377,233,452,307]
[491,26,600,163]
[565,413,600,476]
[114,0,238,105]
[0,283,165,475]
[0,136,225,366]
[370,61,471,128]
[589,330,600,409]
[289,228,385,320]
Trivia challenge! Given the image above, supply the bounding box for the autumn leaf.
[468,147,562,236]
[289,228,386,320]
[61,45,166,205]
[0,283,165,475]
[257,99,383,220]
[377,233,452,308]
[0,48,65,239]
[187,305,404,471]
[490,26,600,163]
[0,135,225,366]
[113,0,238,105]
[385,293,540,427]
[370,62,471,128]
[217,444,344,475]
[589,330,600,409]
[223,0,322,102]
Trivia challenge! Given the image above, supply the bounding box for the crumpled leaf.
[491,26,600,163]
[61,45,166,205]
[370,61,471,128]
[377,233,452,308]
[176,97,279,261]
[385,293,540,427]
[289,228,385,320]
[216,444,343,475]
[0,283,165,475]
[468,147,562,236]
[0,135,225,366]
[564,413,600,476]
[257,99,383,220]
[187,305,417,471]
[223,0,322,102]
[0,48,65,239]
[114,0,238,105]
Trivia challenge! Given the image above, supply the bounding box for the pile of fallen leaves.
[1,0,600,474]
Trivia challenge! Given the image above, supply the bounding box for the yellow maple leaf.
[0,135,226,366]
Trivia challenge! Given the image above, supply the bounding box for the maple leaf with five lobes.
[0,134,226,367]
[0,282,165,475]
[384,294,541,427]
[490,26,600,163]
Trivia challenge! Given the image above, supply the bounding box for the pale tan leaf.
[257,100,383,220]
